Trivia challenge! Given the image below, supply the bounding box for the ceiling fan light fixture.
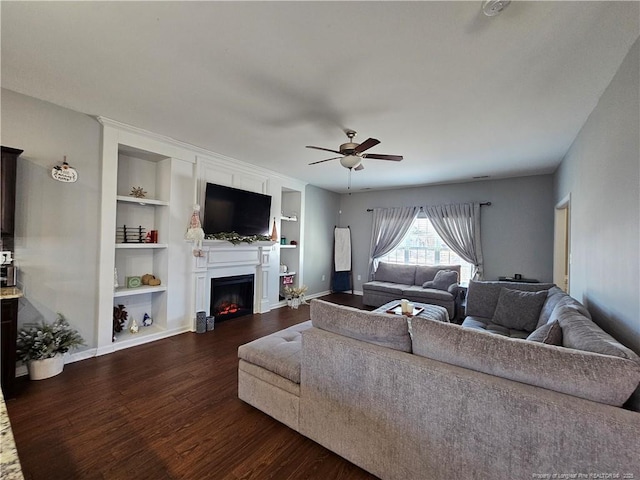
[482,0,511,17]
[340,155,361,169]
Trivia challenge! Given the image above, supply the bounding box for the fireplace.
[211,274,254,321]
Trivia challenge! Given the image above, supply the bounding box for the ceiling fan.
[306,130,403,172]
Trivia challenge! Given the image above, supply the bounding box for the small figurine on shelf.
[129,318,139,334]
[130,186,147,198]
[185,204,205,256]
[142,313,153,327]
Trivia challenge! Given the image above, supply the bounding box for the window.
[378,216,473,284]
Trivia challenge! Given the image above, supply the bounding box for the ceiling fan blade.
[354,164,364,171]
[361,153,403,161]
[306,145,342,155]
[309,156,342,165]
[354,138,380,154]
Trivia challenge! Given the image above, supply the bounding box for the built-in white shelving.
[115,243,168,249]
[98,119,194,355]
[114,285,168,297]
[116,195,169,207]
[279,190,302,300]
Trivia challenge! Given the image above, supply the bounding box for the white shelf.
[112,323,165,343]
[114,285,167,297]
[280,214,298,222]
[279,271,296,277]
[116,195,169,206]
[280,244,297,249]
[115,243,168,249]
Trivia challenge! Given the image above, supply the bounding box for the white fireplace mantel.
[192,240,276,318]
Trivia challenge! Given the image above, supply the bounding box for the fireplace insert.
[210,274,254,321]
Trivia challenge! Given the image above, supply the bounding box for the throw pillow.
[527,320,563,345]
[492,288,548,332]
[430,270,458,291]
[422,280,434,288]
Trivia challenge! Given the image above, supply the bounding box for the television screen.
[203,183,272,236]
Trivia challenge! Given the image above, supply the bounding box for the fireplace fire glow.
[216,302,240,316]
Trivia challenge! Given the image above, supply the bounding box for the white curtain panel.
[425,203,484,280]
[368,206,420,279]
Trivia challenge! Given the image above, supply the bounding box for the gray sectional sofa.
[362,262,460,317]
[238,292,640,479]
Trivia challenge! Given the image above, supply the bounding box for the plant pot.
[28,354,64,380]
[288,297,300,309]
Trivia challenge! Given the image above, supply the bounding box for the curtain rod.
[366,202,491,212]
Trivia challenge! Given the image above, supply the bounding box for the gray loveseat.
[362,262,460,317]
[238,296,640,479]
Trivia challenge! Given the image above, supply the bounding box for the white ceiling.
[2,1,638,193]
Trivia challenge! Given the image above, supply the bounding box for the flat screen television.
[203,183,272,236]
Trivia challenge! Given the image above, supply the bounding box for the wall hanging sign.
[51,156,78,183]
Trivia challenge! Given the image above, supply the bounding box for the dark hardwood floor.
[5,293,377,480]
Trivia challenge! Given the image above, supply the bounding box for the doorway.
[553,195,571,292]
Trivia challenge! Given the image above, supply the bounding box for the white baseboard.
[16,326,191,377]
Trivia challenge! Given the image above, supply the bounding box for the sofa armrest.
[447,283,459,295]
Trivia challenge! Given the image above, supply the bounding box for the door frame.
[553,194,571,293]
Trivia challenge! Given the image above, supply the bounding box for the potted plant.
[16,313,84,380]
[284,285,308,309]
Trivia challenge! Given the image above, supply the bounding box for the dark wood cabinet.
[1,297,19,398]
[1,147,22,247]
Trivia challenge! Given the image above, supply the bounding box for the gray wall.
[554,38,639,353]
[1,88,101,348]
[303,184,340,295]
[337,175,555,291]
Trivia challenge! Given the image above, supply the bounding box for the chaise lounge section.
[238,294,640,479]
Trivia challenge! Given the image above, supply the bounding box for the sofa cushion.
[401,285,454,302]
[310,299,412,352]
[374,262,416,284]
[361,280,408,297]
[415,264,460,286]
[461,315,530,339]
[536,287,568,328]
[430,270,458,291]
[237,321,312,384]
[527,320,563,345]
[411,317,640,406]
[556,306,640,361]
[548,295,592,323]
[465,280,555,319]
[492,288,548,332]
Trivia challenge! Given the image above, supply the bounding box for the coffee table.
[373,300,449,323]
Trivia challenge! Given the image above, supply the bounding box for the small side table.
[454,284,468,324]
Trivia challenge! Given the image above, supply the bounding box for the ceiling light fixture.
[340,155,362,169]
[482,0,511,17]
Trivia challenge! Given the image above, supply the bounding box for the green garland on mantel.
[205,232,272,245]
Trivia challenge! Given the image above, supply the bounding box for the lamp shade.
[340,155,361,169]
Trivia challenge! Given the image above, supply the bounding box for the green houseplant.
[16,313,84,380]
